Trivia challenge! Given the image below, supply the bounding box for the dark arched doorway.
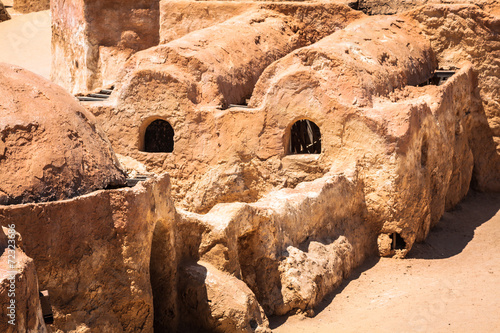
[288,119,321,154]
[142,119,174,153]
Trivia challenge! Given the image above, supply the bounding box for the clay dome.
[0,63,126,205]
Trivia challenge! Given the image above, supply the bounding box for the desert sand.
[0,9,50,78]
[272,191,500,332]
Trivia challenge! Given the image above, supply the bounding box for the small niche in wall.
[391,232,407,251]
[141,119,174,153]
[288,119,322,155]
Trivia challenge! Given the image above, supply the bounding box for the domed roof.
[0,63,126,205]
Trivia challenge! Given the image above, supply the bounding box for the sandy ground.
[0,8,51,79]
[272,191,500,333]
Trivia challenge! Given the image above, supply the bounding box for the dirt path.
[271,191,500,333]
[0,9,51,79]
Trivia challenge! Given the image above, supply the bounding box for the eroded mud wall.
[404,4,500,191]
[0,175,175,332]
[51,0,160,94]
[87,4,364,213]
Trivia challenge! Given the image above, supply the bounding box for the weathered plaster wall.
[80,14,486,326]
[39,3,500,331]
[249,14,476,255]
[0,175,175,332]
[51,0,363,94]
[87,4,364,213]
[404,4,500,191]
[51,0,89,94]
[51,0,160,94]
[165,66,479,328]
[159,0,258,44]
[176,170,372,318]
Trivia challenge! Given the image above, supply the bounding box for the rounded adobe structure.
[0,63,126,205]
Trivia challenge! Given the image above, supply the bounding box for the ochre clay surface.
[0,1,499,332]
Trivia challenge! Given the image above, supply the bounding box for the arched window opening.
[390,232,407,251]
[142,119,174,153]
[288,119,321,154]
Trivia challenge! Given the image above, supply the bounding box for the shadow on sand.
[408,190,500,260]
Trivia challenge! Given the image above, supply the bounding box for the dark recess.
[417,70,456,87]
[39,290,54,325]
[143,119,174,153]
[391,232,407,251]
[289,119,322,154]
[421,137,429,168]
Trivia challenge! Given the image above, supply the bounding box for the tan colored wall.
[159,0,257,44]
[21,2,500,329]
[168,68,480,323]
[51,0,88,94]
[404,4,500,191]
[51,0,362,94]
[250,15,476,253]
[93,13,437,215]
[0,175,176,332]
[176,170,372,317]
[51,0,160,94]
[89,13,485,255]
[87,3,363,213]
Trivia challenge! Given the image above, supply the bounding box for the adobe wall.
[161,65,479,327]
[51,0,160,94]
[0,162,368,332]
[86,12,486,254]
[165,66,479,327]
[158,0,360,44]
[85,11,485,260]
[0,175,176,332]
[51,0,276,94]
[90,12,437,215]
[404,4,500,191]
[51,0,89,94]
[86,3,364,213]
[85,5,500,216]
[159,0,259,44]
[9,2,500,331]
[249,15,476,253]
[51,0,362,94]
[176,170,372,319]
